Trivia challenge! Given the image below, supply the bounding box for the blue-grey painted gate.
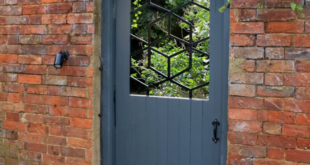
[114,0,229,165]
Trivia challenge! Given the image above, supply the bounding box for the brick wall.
[228,0,310,164]
[0,0,95,164]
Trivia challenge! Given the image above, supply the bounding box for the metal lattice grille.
[130,0,210,99]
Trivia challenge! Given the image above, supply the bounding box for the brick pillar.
[228,0,310,164]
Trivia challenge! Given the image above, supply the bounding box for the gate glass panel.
[130,0,211,99]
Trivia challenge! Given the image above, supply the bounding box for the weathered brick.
[68,137,92,149]
[296,60,310,72]
[48,86,87,97]
[67,13,93,24]
[67,157,92,165]
[229,144,266,158]
[230,47,264,59]
[70,118,92,129]
[257,34,291,47]
[48,145,60,155]
[266,48,284,59]
[19,35,42,44]
[254,159,293,165]
[229,84,256,97]
[3,120,25,131]
[62,127,88,139]
[27,123,48,135]
[294,35,310,47]
[69,97,91,108]
[42,75,67,85]
[230,0,260,8]
[267,148,285,160]
[61,146,85,158]
[42,14,66,24]
[44,116,70,126]
[257,9,295,21]
[6,16,29,25]
[24,25,47,34]
[285,48,310,60]
[263,122,282,135]
[73,2,85,13]
[258,110,295,124]
[229,96,263,109]
[284,99,310,113]
[48,25,72,34]
[284,73,310,86]
[296,87,310,99]
[257,86,294,97]
[71,35,92,45]
[46,3,72,14]
[265,73,283,86]
[43,136,67,145]
[228,132,257,145]
[257,135,296,149]
[264,98,282,111]
[22,45,47,55]
[0,6,22,16]
[24,143,47,153]
[265,0,304,8]
[257,60,294,73]
[43,35,68,45]
[297,138,310,149]
[21,113,44,124]
[227,155,251,165]
[68,77,92,87]
[23,5,46,15]
[231,22,264,34]
[18,55,42,64]
[296,114,310,126]
[43,154,65,164]
[0,25,22,34]
[229,120,262,133]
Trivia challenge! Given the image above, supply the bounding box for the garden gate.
[102,0,229,164]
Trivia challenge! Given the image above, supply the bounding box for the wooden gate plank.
[135,96,146,165]
[179,99,191,165]
[168,99,179,165]
[156,98,168,165]
[146,97,157,165]
[190,100,203,165]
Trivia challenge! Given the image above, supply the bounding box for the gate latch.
[212,119,220,143]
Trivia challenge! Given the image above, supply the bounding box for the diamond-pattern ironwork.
[130,0,210,98]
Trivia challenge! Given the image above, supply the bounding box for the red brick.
[229,144,266,157]
[50,125,62,135]
[24,65,46,74]
[229,84,255,97]
[26,86,47,95]
[69,97,91,108]
[67,157,92,165]
[68,77,92,87]
[19,35,42,44]
[229,120,262,133]
[48,25,72,34]
[267,148,285,159]
[254,159,292,165]
[42,14,66,24]
[294,35,310,47]
[22,45,47,55]
[43,35,68,45]
[284,73,310,87]
[43,154,65,164]
[6,74,18,82]
[229,96,263,109]
[62,127,88,139]
[0,92,8,101]
[8,93,20,103]
[60,147,85,158]
[72,24,87,34]
[284,99,310,113]
[306,22,310,33]
[265,73,283,86]
[263,122,282,135]
[227,132,257,145]
[18,55,42,64]
[46,3,72,14]
[265,0,303,8]
[24,95,68,106]
[231,22,264,34]
[65,56,91,66]
[0,54,18,63]
[24,142,47,153]
[44,116,70,126]
[228,109,257,120]
[264,98,282,111]
[296,114,310,126]
[23,5,46,15]
[7,35,18,45]
[3,120,25,131]
[24,25,47,34]
[29,15,41,24]
[257,86,294,97]
[266,48,284,59]
[257,9,295,21]
[70,117,92,129]
[286,150,310,163]
[7,16,29,25]
[48,105,66,116]
[229,73,263,85]
[87,24,94,34]
[0,25,22,34]
[42,0,65,3]
[296,60,310,72]
[257,135,296,149]
[27,123,48,135]
[258,110,295,124]
[296,87,310,99]
[18,75,41,84]
[48,86,87,97]
[257,60,294,73]
[71,35,92,45]
[68,137,92,149]
[6,112,19,121]
[19,132,44,143]
[257,34,291,47]
[266,22,304,33]
[283,124,310,138]
[297,138,310,149]
[64,108,87,118]
[67,13,93,24]
[43,136,67,145]
[18,0,41,5]
[48,145,60,155]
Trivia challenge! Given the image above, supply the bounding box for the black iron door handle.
[212,119,220,143]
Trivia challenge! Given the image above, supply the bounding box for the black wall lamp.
[54,51,69,69]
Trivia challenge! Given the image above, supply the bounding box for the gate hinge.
[99,57,103,71]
